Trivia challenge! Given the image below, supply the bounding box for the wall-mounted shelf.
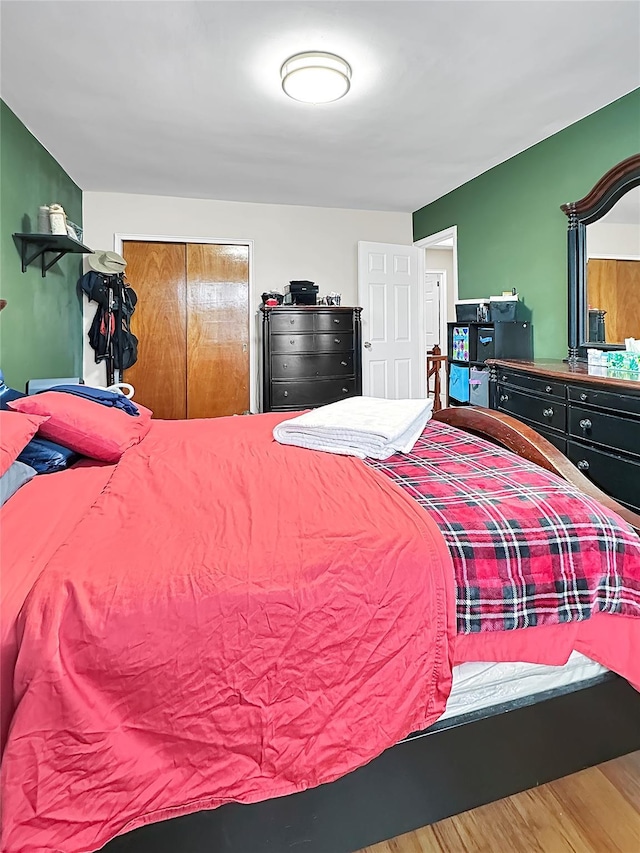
[14,233,92,277]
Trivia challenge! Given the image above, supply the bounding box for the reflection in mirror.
[586,185,640,345]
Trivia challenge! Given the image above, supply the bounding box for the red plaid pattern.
[364,420,640,634]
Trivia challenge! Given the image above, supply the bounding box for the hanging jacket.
[79,271,138,370]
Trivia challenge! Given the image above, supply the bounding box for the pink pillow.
[8,393,152,463]
[0,410,49,476]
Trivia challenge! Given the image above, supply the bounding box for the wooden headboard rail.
[433,406,640,534]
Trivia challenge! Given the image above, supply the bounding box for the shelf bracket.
[42,251,67,276]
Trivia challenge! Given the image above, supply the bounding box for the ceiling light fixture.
[281,52,351,104]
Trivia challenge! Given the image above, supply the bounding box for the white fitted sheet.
[440,652,608,722]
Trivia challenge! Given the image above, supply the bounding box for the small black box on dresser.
[261,306,362,412]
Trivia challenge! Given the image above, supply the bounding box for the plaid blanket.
[364,420,640,634]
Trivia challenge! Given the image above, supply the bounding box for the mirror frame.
[561,153,640,362]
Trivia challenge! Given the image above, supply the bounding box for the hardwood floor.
[359,750,640,853]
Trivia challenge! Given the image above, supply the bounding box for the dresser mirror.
[562,153,640,361]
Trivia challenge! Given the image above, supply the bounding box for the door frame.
[414,226,459,359]
[114,234,256,412]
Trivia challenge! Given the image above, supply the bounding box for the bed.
[1,404,639,853]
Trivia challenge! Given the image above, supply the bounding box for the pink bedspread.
[0,414,455,853]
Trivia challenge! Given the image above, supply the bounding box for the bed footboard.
[433,406,640,534]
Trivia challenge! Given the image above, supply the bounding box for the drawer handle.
[545,385,552,393]
[577,459,590,472]
[500,394,509,403]
[340,360,347,366]
[543,407,554,418]
[282,362,288,368]
[283,391,289,398]
[580,393,588,402]
[501,375,508,382]
[579,418,592,430]
[290,319,295,324]
[334,338,341,344]
[333,318,340,324]
[290,339,296,345]
[342,387,349,393]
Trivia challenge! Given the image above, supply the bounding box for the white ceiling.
[1,1,638,212]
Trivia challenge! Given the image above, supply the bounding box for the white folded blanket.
[272,395,433,459]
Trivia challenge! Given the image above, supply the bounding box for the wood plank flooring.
[359,750,640,853]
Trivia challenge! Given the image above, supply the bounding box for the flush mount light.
[281,52,351,104]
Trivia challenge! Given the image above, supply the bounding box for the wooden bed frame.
[104,408,640,853]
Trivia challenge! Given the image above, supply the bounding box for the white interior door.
[357,241,425,399]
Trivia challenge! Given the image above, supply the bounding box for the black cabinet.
[490,360,640,513]
[261,307,362,412]
[447,322,533,406]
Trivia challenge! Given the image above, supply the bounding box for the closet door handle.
[543,407,554,418]
[577,459,590,472]
[579,418,592,430]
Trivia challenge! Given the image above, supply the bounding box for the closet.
[123,241,249,419]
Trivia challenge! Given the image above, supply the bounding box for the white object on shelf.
[37,206,51,233]
[48,203,67,235]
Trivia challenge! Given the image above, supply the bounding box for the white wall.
[82,192,412,409]
[587,222,640,257]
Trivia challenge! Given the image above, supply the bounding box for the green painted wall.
[413,89,640,359]
[0,100,83,390]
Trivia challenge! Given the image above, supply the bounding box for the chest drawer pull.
[333,318,340,324]
[500,394,509,403]
[334,338,341,344]
[290,319,295,324]
[290,339,295,345]
[340,360,347,366]
[577,459,590,472]
[545,385,552,393]
[342,387,349,393]
[580,393,588,402]
[543,407,554,418]
[579,418,592,430]
[283,391,289,397]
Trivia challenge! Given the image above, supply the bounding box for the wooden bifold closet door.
[123,241,249,419]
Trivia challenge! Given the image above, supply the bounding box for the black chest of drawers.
[489,359,640,513]
[261,307,362,412]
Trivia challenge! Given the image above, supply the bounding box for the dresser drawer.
[271,378,357,409]
[568,406,640,459]
[532,424,567,455]
[271,333,315,354]
[314,313,354,332]
[313,333,354,352]
[568,385,640,418]
[497,369,565,399]
[270,312,315,333]
[497,386,566,432]
[567,440,640,512]
[271,353,354,379]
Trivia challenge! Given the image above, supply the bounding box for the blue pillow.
[0,460,36,506]
[0,386,26,410]
[18,437,80,474]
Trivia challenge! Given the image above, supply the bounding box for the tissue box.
[606,351,640,374]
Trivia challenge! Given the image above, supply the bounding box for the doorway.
[120,239,250,419]
[414,226,459,402]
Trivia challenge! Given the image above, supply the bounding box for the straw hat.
[87,250,127,275]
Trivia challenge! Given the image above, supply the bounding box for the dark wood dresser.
[261,306,362,412]
[489,359,640,513]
